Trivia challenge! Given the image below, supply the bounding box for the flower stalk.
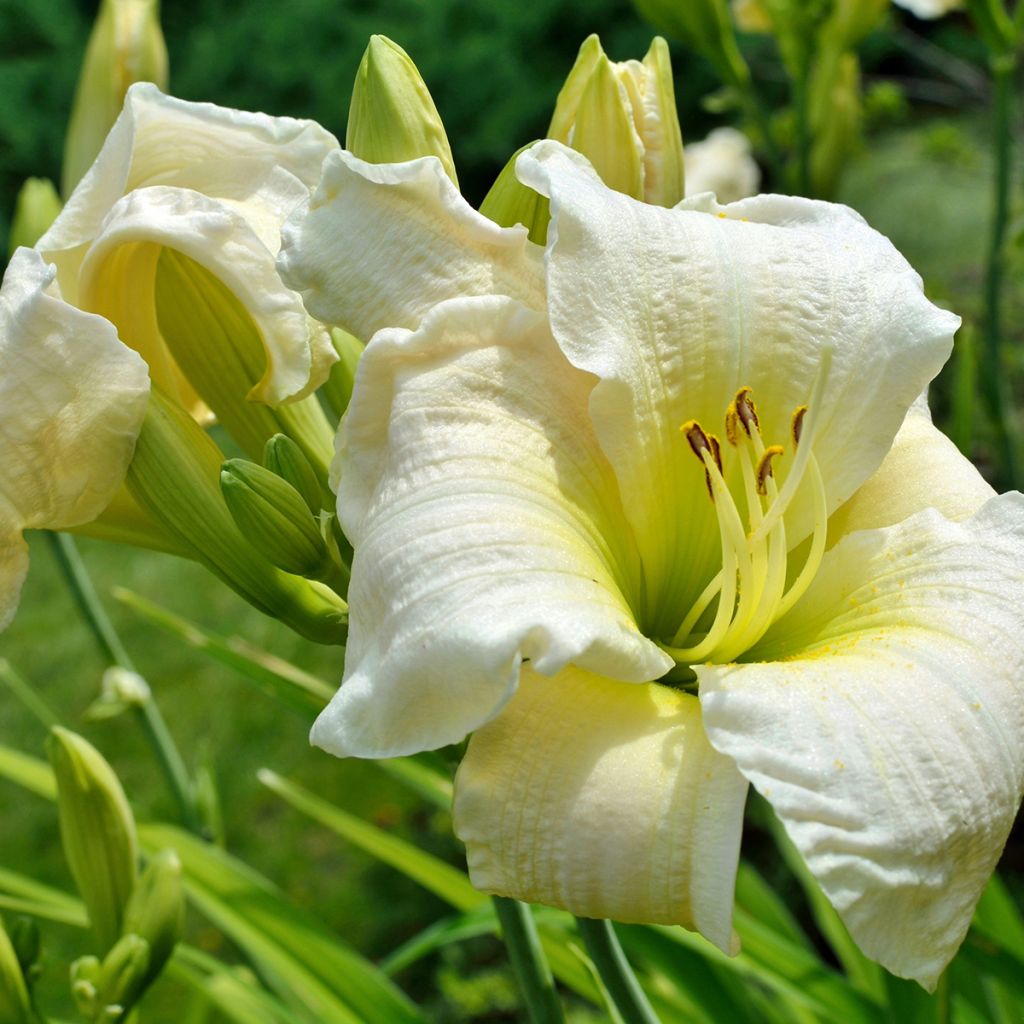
[575,918,660,1024]
[491,897,564,1024]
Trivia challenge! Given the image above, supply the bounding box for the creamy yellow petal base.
[454,666,748,952]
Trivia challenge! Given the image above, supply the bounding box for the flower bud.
[122,849,184,988]
[126,390,348,645]
[49,727,138,954]
[548,36,685,207]
[62,0,169,197]
[263,435,324,515]
[70,955,102,1017]
[0,917,32,1024]
[86,667,152,722]
[8,178,62,255]
[347,35,458,188]
[221,459,329,578]
[479,144,551,245]
[320,329,365,421]
[94,932,151,1019]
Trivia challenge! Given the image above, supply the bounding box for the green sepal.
[479,144,550,245]
[48,727,138,954]
[8,178,61,255]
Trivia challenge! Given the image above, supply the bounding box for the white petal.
[698,493,1024,987]
[892,0,963,19]
[517,141,958,626]
[278,151,545,341]
[683,127,761,204]
[312,295,669,758]
[828,401,994,543]
[0,249,150,629]
[76,186,332,404]
[454,665,748,949]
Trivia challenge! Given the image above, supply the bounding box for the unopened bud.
[264,435,324,515]
[320,328,366,421]
[86,667,152,721]
[479,144,550,244]
[8,178,62,255]
[347,35,458,187]
[221,459,329,578]
[0,917,32,1024]
[62,0,169,197]
[122,849,184,988]
[95,932,150,1019]
[49,727,138,954]
[70,955,102,1017]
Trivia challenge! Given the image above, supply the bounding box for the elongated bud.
[49,727,138,954]
[95,932,151,1019]
[319,329,364,421]
[0,917,32,1024]
[153,247,334,480]
[126,390,348,645]
[479,144,551,245]
[221,459,329,578]
[122,849,183,988]
[347,35,458,187]
[62,0,169,197]
[8,178,62,255]
[264,435,324,515]
[548,36,685,206]
[70,955,102,1017]
[632,0,750,89]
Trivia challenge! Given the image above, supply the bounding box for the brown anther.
[734,387,760,436]
[755,445,784,495]
[681,421,717,502]
[708,433,723,474]
[791,405,808,449]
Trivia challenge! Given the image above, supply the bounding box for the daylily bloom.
[891,0,963,18]
[280,140,1024,988]
[683,126,760,202]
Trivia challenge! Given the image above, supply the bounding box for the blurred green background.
[1,0,1021,1020]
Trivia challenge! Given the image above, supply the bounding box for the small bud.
[62,0,169,197]
[347,35,458,187]
[86,667,152,722]
[221,459,329,578]
[70,955,102,1017]
[0,917,32,1024]
[8,178,62,255]
[49,727,138,954]
[122,849,184,988]
[95,933,151,1019]
[126,390,348,645]
[264,435,324,515]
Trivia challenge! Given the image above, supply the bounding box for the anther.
[708,434,723,474]
[734,387,760,436]
[791,405,807,449]
[755,445,784,495]
[724,405,740,446]
[681,421,716,501]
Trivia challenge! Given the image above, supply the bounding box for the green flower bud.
[70,955,102,1017]
[320,329,365,421]
[95,933,151,1020]
[263,435,324,515]
[126,390,348,645]
[122,849,184,988]
[62,0,169,197]
[548,36,685,207]
[49,728,138,954]
[221,459,328,578]
[0,917,32,1024]
[346,35,458,187]
[153,247,334,480]
[479,144,551,245]
[86,667,152,722]
[8,178,62,255]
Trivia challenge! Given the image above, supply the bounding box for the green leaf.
[258,769,480,912]
[138,823,424,1024]
[734,862,812,950]
[0,743,56,800]
[380,905,498,976]
[375,755,453,811]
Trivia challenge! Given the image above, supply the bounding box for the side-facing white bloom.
[684,126,760,202]
[280,141,1024,988]
[892,0,963,18]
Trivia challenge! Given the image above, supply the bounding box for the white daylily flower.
[280,141,1024,988]
[892,0,963,18]
[38,82,339,415]
[684,126,760,203]
[0,248,150,630]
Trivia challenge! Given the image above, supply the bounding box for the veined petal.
[77,186,333,404]
[278,151,545,342]
[828,401,994,543]
[312,295,669,758]
[454,665,748,949]
[698,493,1024,987]
[0,249,149,629]
[517,141,957,630]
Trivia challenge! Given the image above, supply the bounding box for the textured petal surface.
[698,493,1024,987]
[77,186,333,404]
[278,151,545,341]
[518,141,958,632]
[312,295,670,758]
[455,665,748,949]
[828,402,994,543]
[0,249,150,629]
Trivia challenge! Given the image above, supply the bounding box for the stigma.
[663,360,831,666]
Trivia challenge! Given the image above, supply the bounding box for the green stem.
[491,897,564,1024]
[575,918,660,1024]
[980,52,1018,487]
[0,658,60,729]
[46,532,201,833]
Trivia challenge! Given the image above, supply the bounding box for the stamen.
[774,453,828,620]
[682,421,716,500]
[734,386,760,435]
[791,405,807,449]
[755,445,784,495]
